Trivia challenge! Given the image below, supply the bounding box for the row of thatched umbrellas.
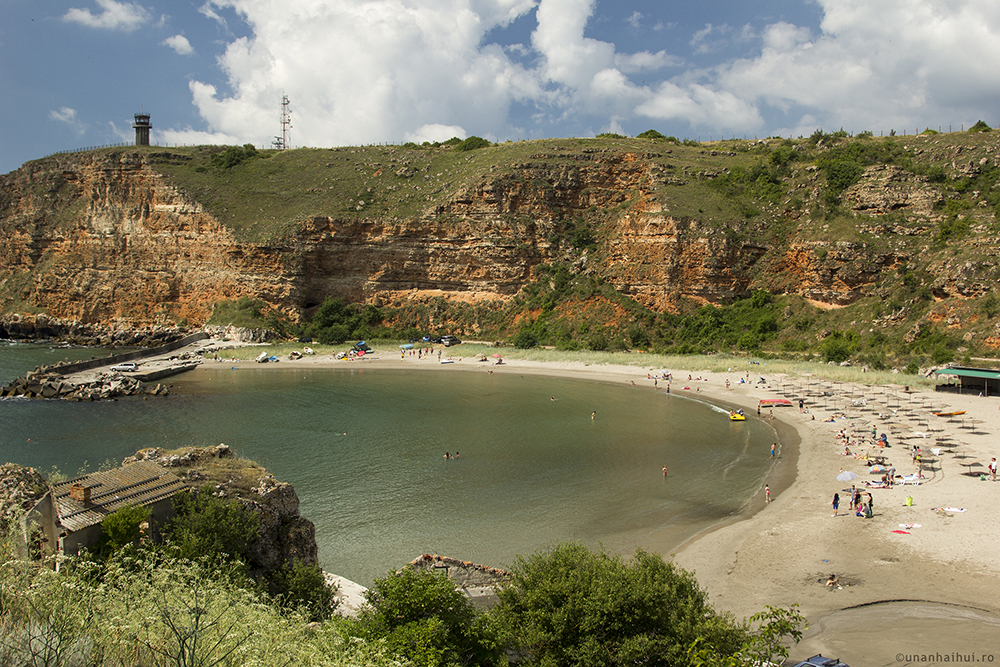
[771,376,986,477]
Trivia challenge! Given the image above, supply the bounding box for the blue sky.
[3,0,999,175]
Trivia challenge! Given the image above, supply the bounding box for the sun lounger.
[900,474,921,485]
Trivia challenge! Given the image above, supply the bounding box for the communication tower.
[133,112,152,146]
[273,94,292,150]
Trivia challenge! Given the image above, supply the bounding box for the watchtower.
[133,112,151,146]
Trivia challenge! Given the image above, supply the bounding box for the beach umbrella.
[492,353,502,358]
[836,470,859,482]
[961,461,984,476]
[868,464,887,474]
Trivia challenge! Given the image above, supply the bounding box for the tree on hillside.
[490,542,803,667]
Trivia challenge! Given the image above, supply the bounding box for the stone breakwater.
[0,367,168,400]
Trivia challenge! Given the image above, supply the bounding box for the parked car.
[109,362,138,372]
[793,656,849,667]
[441,335,462,347]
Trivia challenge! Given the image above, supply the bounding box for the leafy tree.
[274,558,338,622]
[310,297,383,343]
[454,136,491,151]
[353,568,502,667]
[491,543,771,667]
[163,486,260,565]
[210,143,258,169]
[512,329,538,349]
[587,332,608,351]
[820,331,857,363]
[92,504,151,560]
[637,129,667,140]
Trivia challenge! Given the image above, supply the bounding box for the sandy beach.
[210,345,1000,665]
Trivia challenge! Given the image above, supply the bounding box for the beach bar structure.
[23,461,186,568]
[930,366,1000,396]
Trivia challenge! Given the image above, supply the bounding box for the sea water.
[0,343,778,585]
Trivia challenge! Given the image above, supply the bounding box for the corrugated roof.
[52,461,187,533]
[931,367,1000,380]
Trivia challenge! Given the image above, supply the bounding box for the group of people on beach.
[832,486,874,518]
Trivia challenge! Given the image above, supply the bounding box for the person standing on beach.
[770,443,776,458]
[832,493,840,516]
[989,457,997,481]
[764,485,770,503]
[662,465,668,477]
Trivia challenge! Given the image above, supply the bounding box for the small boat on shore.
[934,410,966,417]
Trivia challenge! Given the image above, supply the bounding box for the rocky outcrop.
[125,444,319,571]
[0,464,49,521]
[0,313,189,347]
[842,165,942,217]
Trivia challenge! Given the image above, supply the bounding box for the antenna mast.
[273,94,292,150]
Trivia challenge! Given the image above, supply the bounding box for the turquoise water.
[1,343,778,585]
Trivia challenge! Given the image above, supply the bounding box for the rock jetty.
[0,365,168,400]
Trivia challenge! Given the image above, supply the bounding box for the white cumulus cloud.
[63,0,152,31]
[714,0,1000,134]
[49,107,87,135]
[161,0,1000,148]
[162,34,194,55]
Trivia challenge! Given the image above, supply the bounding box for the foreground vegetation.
[0,528,803,667]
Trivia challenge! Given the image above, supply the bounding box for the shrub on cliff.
[352,567,503,667]
[162,486,259,566]
[490,543,802,667]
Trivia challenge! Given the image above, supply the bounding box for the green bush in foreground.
[492,542,803,667]
[353,567,503,667]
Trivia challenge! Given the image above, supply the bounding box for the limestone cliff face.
[0,153,290,326]
[0,145,966,329]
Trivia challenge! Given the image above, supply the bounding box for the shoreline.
[238,349,1000,663]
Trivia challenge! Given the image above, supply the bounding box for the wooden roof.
[52,461,187,533]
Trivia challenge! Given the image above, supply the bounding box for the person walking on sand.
[764,485,770,503]
[832,492,840,517]
[989,457,997,481]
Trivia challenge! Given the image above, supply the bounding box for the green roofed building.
[930,366,1000,397]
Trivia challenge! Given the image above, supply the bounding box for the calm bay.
[1,342,777,585]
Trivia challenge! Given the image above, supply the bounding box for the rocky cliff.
[2,134,1000,351]
[125,444,319,572]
